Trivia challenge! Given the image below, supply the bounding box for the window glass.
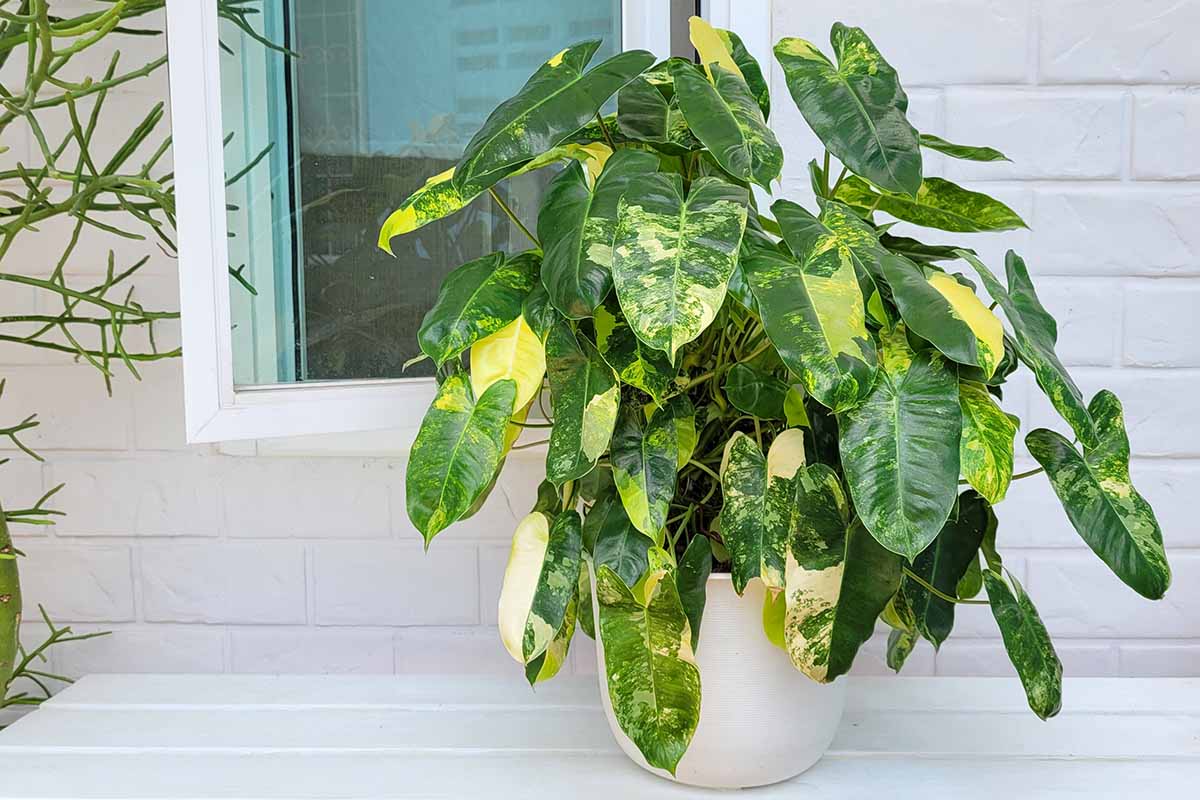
[220,0,622,385]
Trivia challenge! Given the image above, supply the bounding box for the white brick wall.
[0,2,1196,697]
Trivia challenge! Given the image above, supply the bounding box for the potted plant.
[380,18,1172,789]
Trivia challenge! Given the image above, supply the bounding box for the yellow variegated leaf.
[471,315,547,412]
[928,271,1005,378]
[959,382,1018,504]
[499,511,583,664]
[499,512,551,662]
[763,586,786,650]
[688,16,743,81]
[526,594,577,685]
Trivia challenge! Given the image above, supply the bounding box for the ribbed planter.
[592,573,846,789]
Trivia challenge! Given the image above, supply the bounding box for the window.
[168,0,767,443]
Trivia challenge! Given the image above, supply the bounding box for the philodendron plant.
[382,18,1172,775]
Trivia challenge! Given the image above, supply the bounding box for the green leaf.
[453,41,654,195]
[596,560,701,776]
[744,200,878,413]
[880,253,1006,377]
[718,429,807,593]
[886,628,918,672]
[544,322,619,485]
[417,252,539,367]
[677,535,713,651]
[920,133,1010,163]
[665,395,699,470]
[960,250,1098,448]
[577,558,596,639]
[723,362,789,419]
[775,26,922,196]
[904,491,990,648]
[0,510,20,694]
[784,385,811,428]
[838,326,961,560]
[585,491,654,588]
[616,62,701,155]
[1027,390,1171,600]
[539,150,660,319]
[836,175,1027,233]
[498,510,583,664]
[671,61,782,190]
[958,553,984,600]
[611,403,678,539]
[612,174,749,360]
[880,233,974,264]
[785,464,903,681]
[984,569,1062,720]
[713,27,771,120]
[521,283,560,342]
[959,381,1018,504]
[406,374,517,545]
[593,295,676,405]
[525,592,578,685]
[763,588,787,650]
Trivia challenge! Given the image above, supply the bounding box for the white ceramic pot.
[593,573,847,789]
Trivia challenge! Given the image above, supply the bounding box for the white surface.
[0,675,1196,799]
[2,0,1198,684]
[595,575,846,788]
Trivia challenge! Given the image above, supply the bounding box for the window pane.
[220,0,622,386]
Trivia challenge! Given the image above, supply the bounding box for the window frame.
[167,0,767,443]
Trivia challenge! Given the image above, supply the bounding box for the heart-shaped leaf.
[611,403,678,538]
[593,296,676,405]
[837,175,1026,233]
[470,314,546,412]
[545,322,619,485]
[984,569,1062,720]
[1027,390,1171,600]
[612,174,748,361]
[775,25,922,196]
[499,510,583,664]
[959,381,1018,504]
[584,490,654,588]
[697,20,771,119]
[406,374,517,545]
[838,326,961,560]
[723,362,789,419]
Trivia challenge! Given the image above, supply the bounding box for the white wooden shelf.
[0,675,1196,798]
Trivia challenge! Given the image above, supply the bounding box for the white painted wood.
[0,676,1195,798]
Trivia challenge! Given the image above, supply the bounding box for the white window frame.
[167,0,771,444]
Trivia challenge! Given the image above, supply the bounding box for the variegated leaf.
[671,60,782,190]
[407,375,517,545]
[960,250,1098,448]
[539,149,660,319]
[499,510,583,664]
[593,295,675,405]
[525,593,577,685]
[984,569,1062,720]
[612,174,749,361]
[615,60,701,155]
[919,133,1009,163]
[577,558,596,639]
[470,314,546,412]
[775,26,922,196]
[585,490,654,588]
[719,429,806,593]
[544,322,619,485]
[596,559,701,776]
[1027,390,1171,600]
[886,628,919,672]
[665,395,698,470]
[959,381,1018,504]
[676,535,712,651]
[712,26,771,120]
[745,199,877,412]
[836,175,1026,233]
[611,403,678,538]
[881,253,1005,378]
[785,464,903,681]
[417,252,539,367]
[838,326,961,560]
[453,41,654,195]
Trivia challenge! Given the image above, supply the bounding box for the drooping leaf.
[745,199,877,413]
[677,535,713,651]
[718,429,806,593]
[539,149,660,319]
[880,253,1005,377]
[664,395,698,470]
[610,403,678,539]
[525,592,578,685]
[453,41,654,195]
[671,60,782,190]
[723,362,789,419]
[887,628,918,672]
[838,326,961,560]
[984,569,1062,720]
[596,560,701,776]
[958,553,984,600]
[544,322,619,485]
[612,174,749,360]
[406,375,517,545]
[959,381,1018,504]
[577,558,596,638]
[585,491,653,588]
[919,133,1010,163]
[785,464,903,681]
[0,508,21,694]
[593,295,676,405]
[903,491,990,648]
[762,587,787,650]
[417,252,539,366]
[499,510,583,664]
[1027,391,1171,600]
[960,250,1098,448]
[775,26,922,196]
[470,314,546,412]
[836,175,1026,233]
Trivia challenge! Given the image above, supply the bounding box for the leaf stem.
[594,111,616,151]
[488,187,540,248]
[902,567,988,605]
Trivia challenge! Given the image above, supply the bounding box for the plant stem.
[902,567,988,605]
[488,187,540,248]
[1011,466,1045,481]
[594,111,616,150]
